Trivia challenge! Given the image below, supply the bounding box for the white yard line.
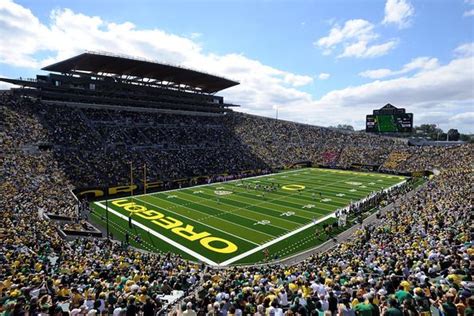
[143,195,275,240]
[222,180,348,211]
[218,211,337,266]
[202,186,329,219]
[94,202,219,266]
[219,178,407,266]
[233,173,376,211]
[129,197,261,245]
[271,173,388,195]
[181,188,316,225]
[171,171,348,226]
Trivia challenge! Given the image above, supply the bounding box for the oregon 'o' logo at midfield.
[282,184,305,191]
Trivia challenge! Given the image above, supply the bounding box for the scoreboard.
[366,113,413,133]
[366,104,413,133]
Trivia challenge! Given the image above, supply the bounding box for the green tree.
[335,124,355,131]
[447,129,460,141]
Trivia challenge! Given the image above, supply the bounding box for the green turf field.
[90,168,406,266]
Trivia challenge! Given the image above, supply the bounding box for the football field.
[90,168,406,266]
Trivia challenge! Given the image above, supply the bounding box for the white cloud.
[0,1,472,133]
[454,42,474,57]
[402,57,440,72]
[464,9,474,16]
[0,75,16,90]
[449,112,474,124]
[315,19,397,58]
[316,19,377,49]
[359,68,393,79]
[382,0,415,28]
[314,58,472,107]
[318,73,330,80]
[0,0,51,68]
[283,73,314,87]
[464,0,474,16]
[339,40,398,58]
[359,57,439,79]
[286,55,474,132]
[189,32,202,39]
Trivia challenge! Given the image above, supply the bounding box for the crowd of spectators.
[226,114,407,170]
[2,95,412,190]
[393,146,469,173]
[2,97,205,314]
[2,100,77,218]
[1,93,472,315]
[4,96,267,188]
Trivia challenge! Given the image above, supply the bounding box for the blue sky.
[1,0,473,132]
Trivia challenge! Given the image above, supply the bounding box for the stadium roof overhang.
[41,52,240,94]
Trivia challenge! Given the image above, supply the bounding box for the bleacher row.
[3,95,429,190]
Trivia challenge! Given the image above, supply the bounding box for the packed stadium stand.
[1,53,472,315]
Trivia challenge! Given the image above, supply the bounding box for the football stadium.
[1,2,473,315]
